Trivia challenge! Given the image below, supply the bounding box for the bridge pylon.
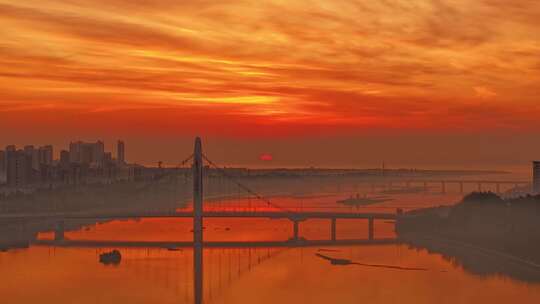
[193,137,203,304]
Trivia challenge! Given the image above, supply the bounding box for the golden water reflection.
[3,192,540,303]
[1,244,540,304]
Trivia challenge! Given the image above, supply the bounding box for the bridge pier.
[459,182,464,194]
[54,220,65,242]
[330,218,337,241]
[293,220,300,241]
[368,217,374,241]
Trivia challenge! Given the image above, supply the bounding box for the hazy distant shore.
[0,167,512,214]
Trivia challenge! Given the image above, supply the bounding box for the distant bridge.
[370,179,529,194]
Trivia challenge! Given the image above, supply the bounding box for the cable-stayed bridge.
[0,137,535,304]
[0,137,399,304]
[1,137,400,244]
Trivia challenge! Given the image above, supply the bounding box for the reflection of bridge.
[34,238,398,248]
[33,239,397,303]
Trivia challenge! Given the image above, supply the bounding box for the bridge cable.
[202,154,291,213]
[175,154,194,169]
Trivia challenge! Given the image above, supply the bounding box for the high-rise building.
[117,140,125,165]
[95,141,105,163]
[0,150,5,184]
[6,149,33,187]
[69,141,80,163]
[0,150,5,172]
[23,145,40,170]
[69,141,105,165]
[104,152,112,162]
[23,145,33,155]
[38,145,53,165]
[4,145,16,177]
[60,150,70,165]
[80,144,93,164]
[533,161,540,194]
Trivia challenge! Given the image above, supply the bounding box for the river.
[1,185,540,304]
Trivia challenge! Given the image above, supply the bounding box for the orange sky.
[1,1,540,167]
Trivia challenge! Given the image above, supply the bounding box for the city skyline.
[1,135,539,170]
[0,139,128,188]
[1,140,125,162]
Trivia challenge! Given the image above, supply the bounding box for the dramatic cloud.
[1,0,540,165]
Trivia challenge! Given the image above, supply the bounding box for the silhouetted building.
[23,145,40,170]
[117,140,125,165]
[0,150,5,184]
[533,161,540,194]
[60,150,70,165]
[69,141,105,165]
[3,146,16,182]
[38,145,53,166]
[1,141,130,187]
[104,152,112,162]
[38,163,53,183]
[23,145,34,155]
[6,150,33,187]
[0,150,5,172]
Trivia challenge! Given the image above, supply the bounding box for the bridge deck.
[379,180,528,184]
[0,211,397,221]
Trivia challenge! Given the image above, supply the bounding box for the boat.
[99,250,122,265]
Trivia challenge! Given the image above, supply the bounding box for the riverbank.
[397,192,540,281]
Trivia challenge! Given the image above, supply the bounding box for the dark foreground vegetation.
[397,192,540,281]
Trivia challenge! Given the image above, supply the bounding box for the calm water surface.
[2,190,540,304]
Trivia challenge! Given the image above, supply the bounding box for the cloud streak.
[1,0,540,137]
